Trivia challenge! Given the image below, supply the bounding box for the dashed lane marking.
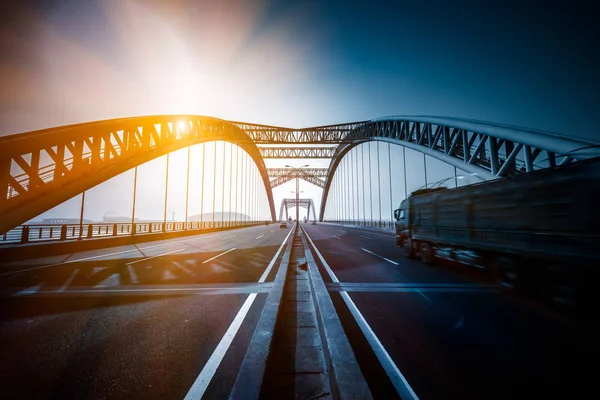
[361,248,400,265]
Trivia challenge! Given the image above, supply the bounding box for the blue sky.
[1,0,598,222]
[1,0,598,139]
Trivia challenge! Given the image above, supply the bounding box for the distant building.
[41,218,94,224]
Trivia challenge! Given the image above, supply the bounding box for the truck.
[393,157,600,310]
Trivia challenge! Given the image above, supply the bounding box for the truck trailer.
[394,157,600,309]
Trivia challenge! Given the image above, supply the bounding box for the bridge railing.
[323,220,395,229]
[0,220,265,245]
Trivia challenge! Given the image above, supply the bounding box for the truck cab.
[393,199,409,247]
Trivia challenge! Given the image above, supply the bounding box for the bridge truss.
[278,198,317,222]
[1,114,599,234]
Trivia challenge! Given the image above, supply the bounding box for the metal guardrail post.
[112,224,117,236]
[132,223,136,236]
[20,225,29,243]
[60,225,67,241]
[87,224,93,239]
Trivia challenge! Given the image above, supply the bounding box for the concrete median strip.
[300,227,373,399]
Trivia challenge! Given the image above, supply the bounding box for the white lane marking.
[303,228,419,400]
[416,289,432,303]
[127,265,139,284]
[270,230,275,232]
[138,241,183,251]
[255,235,264,240]
[360,235,373,239]
[361,248,400,265]
[183,293,257,400]
[222,235,237,239]
[333,235,341,240]
[454,317,465,330]
[0,248,141,277]
[202,248,236,264]
[185,226,293,398]
[58,269,79,292]
[303,229,338,283]
[125,248,185,265]
[258,227,294,283]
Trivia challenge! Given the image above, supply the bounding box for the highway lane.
[303,223,598,400]
[0,224,293,399]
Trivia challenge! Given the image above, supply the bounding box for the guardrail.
[322,220,395,229]
[1,221,266,245]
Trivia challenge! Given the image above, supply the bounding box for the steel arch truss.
[318,116,600,221]
[231,121,366,144]
[267,168,328,188]
[259,147,336,159]
[278,198,317,221]
[0,116,277,233]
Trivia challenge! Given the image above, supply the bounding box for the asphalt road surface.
[0,224,293,400]
[1,222,597,399]
[302,223,598,400]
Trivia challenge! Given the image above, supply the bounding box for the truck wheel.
[491,256,520,291]
[419,242,434,265]
[403,238,415,258]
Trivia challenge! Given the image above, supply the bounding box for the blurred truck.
[394,157,600,310]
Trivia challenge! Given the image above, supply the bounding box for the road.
[0,224,293,400]
[0,223,597,399]
[302,223,598,399]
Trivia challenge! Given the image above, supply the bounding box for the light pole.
[286,164,308,223]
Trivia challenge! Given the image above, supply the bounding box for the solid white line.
[340,292,419,400]
[360,235,373,239]
[303,228,418,400]
[258,227,294,283]
[255,235,264,239]
[125,248,185,265]
[222,235,236,239]
[183,293,257,400]
[202,248,236,264]
[303,229,339,283]
[270,230,275,232]
[0,248,141,276]
[184,225,293,399]
[333,235,341,240]
[361,248,400,265]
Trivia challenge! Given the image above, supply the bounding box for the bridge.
[1,115,598,399]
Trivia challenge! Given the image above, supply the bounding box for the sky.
[1,0,598,222]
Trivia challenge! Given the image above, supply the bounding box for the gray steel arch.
[319,116,600,221]
[0,116,277,233]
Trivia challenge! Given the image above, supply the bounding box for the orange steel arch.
[0,116,276,233]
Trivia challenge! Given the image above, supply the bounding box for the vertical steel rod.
[229,143,233,222]
[212,141,217,226]
[200,143,206,228]
[185,146,191,229]
[222,141,226,225]
[78,191,85,239]
[423,153,428,188]
[369,142,373,222]
[163,153,170,231]
[388,143,393,222]
[377,141,382,224]
[402,146,408,200]
[362,144,366,222]
[131,166,138,228]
